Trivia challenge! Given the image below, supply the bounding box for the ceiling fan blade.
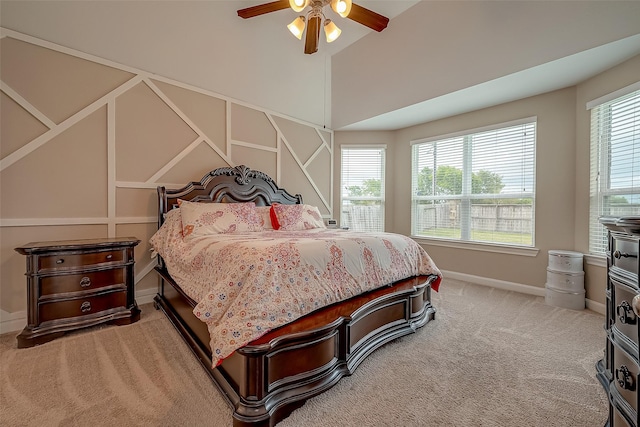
[237,0,290,19]
[348,3,389,32]
[304,15,321,54]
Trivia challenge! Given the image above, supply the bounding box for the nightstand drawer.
[40,268,126,298]
[39,290,127,323]
[38,249,126,271]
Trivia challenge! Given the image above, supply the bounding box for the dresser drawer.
[39,290,127,323]
[613,344,639,413]
[38,249,126,271]
[611,235,640,279]
[40,268,126,298]
[613,406,633,427]
[612,277,640,348]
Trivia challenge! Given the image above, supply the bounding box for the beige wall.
[2,27,638,329]
[392,88,577,292]
[335,54,640,305]
[0,33,333,325]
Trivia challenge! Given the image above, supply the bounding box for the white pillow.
[178,200,262,238]
[256,206,274,230]
[271,204,326,231]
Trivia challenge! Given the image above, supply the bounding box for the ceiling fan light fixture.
[289,0,309,13]
[324,19,341,42]
[287,16,306,39]
[330,0,352,18]
[239,0,388,54]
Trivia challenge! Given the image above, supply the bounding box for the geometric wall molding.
[0,27,333,317]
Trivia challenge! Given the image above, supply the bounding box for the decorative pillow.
[271,203,326,231]
[256,206,273,230]
[270,204,281,230]
[178,200,262,237]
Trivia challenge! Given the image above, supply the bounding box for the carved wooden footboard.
[152,165,438,426]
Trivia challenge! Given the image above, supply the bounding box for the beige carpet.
[0,279,608,426]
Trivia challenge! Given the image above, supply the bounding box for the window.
[341,146,386,231]
[411,118,536,246]
[589,86,640,255]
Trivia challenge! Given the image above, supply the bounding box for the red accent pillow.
[270,204,281,230]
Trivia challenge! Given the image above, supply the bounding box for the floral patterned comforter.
[150,208,442,367]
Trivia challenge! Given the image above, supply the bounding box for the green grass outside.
[417,227,533,246]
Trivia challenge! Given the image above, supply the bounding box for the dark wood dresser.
[15,237,141,348]
[598,217,639,427]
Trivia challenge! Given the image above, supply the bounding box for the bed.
[151,165,442,426]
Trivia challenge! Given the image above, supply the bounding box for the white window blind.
[411,119,536,246]
[589,88,640,254]
[341,146,385,231]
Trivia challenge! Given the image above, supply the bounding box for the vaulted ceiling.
[2,1,639,131]
[331,1,640,130]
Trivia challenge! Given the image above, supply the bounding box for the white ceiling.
[239,1,640,131]
[326,1,640,131]
[340,32,640,130]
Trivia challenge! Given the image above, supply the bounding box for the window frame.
[410,117,537,248]
[588,83,640,255]
[340,145,386,232]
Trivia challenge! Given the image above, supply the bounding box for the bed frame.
[153,165,438,426]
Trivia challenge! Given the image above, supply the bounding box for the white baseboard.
[441,270,605,315]
[0,287,159,335]
[441,270,546,296]
[136,287,157,306]
[0,308,28,336]
[585,299,606,315]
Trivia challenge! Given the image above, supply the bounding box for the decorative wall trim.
[0,28,333,208]
[0,74,143,172]
[0,27,333,317]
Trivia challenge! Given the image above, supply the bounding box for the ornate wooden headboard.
[157,165,303,228]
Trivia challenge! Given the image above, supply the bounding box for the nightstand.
[15,237,141,348]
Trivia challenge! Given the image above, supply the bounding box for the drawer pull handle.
[106,254,113,260]
[613,250,637,259]
[79,277,92,288]
[633,294,640,317]
[56,259,64,264]
[615,365,636,391]
[80,301,92,313]
[616,301,636,324]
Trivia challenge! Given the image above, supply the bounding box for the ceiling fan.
[238,0,389,54]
